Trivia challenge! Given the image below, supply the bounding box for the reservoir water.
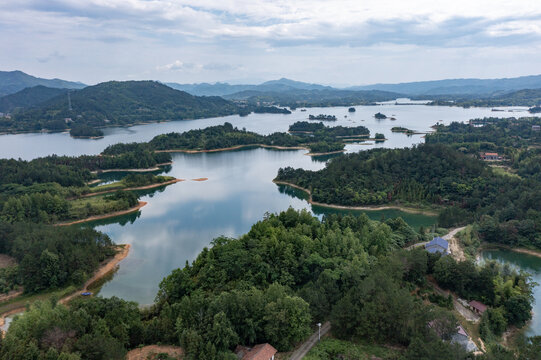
[480,250,541,336]
[0,104,534,309]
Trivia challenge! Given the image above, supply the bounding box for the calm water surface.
[0,104,533,307]
[480,250,541,336]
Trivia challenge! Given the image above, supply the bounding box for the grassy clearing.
[303,338,400,360]
[456,225,481,259]
[69,194,135,220]
[0,286,76,315]
[490,166,521,179]
[92,175,175,192]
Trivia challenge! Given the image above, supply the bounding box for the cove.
[480,249,541,336]
[92,148,437,304]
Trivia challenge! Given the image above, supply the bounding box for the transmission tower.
[67,91,72,111]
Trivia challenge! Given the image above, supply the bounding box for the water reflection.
[480,250,541,336]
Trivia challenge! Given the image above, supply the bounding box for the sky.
[1,0,541,86]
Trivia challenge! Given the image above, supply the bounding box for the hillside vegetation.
[0,86,67,113]
[1,81,240,133]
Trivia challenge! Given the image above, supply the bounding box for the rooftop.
[239,343,277,360]
[469,300,487,313]
[426,237,449,250]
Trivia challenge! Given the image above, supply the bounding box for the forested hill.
[427,88,541,107]
[0,70,85,97]
[0,85,67,113]
[224,88,402,107]
[276,144,490,207]
[3,81,240,133]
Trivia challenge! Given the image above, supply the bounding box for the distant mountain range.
[428,88,541,108]
[166,78,332,96]
[168,75,541,99]
[348,74,541,96]
[0,70,85,97]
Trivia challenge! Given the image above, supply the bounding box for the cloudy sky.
[1,0,541,86]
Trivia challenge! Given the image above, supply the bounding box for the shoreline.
[155,144,350,157]
[273,180,438,215]
[0,244,131,330]
[305,150,345,156]
[91,162,173,174]
[70,135,104,140]
[60,244,131,305]
[78,178,183,198]
[155,144,308,154]
[480,243,541,260]
[55,201,148,226]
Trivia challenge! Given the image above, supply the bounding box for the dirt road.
[444,226,467,261]
[60,244,130,305]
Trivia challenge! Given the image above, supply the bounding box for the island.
[308,114,337,121]
[391,126,415,134]
[374,112,387,119]
[348,107,356,112]
[103,122,370,156]
[69,124,104,138]
[253,106,292,114]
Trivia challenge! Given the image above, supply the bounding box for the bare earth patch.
[0,254,16,269]
[444,227,466,261]
[126,345,183,360]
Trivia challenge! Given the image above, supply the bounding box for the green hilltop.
[2,81,241,133]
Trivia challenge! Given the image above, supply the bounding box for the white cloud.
[156,60,202,72]
[1,0,541,84]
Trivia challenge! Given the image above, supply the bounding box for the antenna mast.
[67,91,72,111]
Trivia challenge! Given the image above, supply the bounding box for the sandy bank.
[86,179,102,185]
[60,244,131,305]
[55,201,148,226]
[305,150,345,156]
[78,178,183,198]
[91,162,173,174]
[273,180,438,215]
[191,178,208,181]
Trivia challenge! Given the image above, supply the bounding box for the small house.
[236,343,277,360]
[469,300,487,315]
[480,152,501,161]
[425,237,449,255]
[532,125,540,131]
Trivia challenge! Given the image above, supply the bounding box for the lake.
[0,104,532,306]
[480,250,541,336]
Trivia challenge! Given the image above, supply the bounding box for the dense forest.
[3,209,535,359]
[0,85,68,113]
[276,118,541,249]
[426,88,541,107]
[0,150,173,225]
[2,119,541,359]
[0,81,241,134]
[224,88,401,108]
[102,122,370,155]
[69,124,104,138]
[0,224,115,293]
[308,114,337,121]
